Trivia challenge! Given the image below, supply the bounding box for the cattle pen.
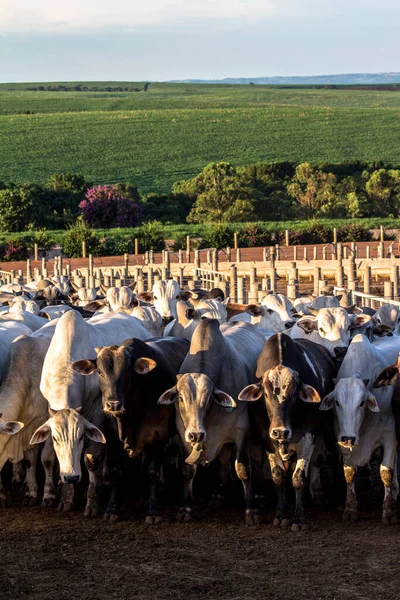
[2,238,400,600]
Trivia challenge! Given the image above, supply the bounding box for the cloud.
[0,0,281,32]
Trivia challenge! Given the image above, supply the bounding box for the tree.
[79,185,142,228]
[0,184,49,231]
[287,162,337,218]
[364,169,400,217]
[176,162,257,223]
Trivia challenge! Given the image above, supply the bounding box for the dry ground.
[1,500,400,600]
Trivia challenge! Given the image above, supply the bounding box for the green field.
[2,83,400,195]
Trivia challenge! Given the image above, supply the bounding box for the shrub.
[299,222,334,244]
[138,221,165,252]
[0,184,49,232]
[80,185,142,229]
[201,224,233,248]
[337,224,374,242]
[62,219,101,258]
[100,236,134,256]
[28,228,56,254]
[237,224,275,248]
[1,237,30,261]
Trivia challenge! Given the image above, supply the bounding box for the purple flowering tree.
[79,185,141,228]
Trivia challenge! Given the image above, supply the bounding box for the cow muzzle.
[105,400,123,412]
[187,431,206,444]
[339,435,356,450]
[63,475,80,484]
[270,427,291,441]
[334,347,348,359]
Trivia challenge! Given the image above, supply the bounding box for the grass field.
[2,83,400,194]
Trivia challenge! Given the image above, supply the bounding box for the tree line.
[1,160,400,235]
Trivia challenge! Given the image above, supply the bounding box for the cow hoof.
[342,510,358,523]
[273,517,291,528]
[145,515,162,525]
[84,505,100,518]
[382,513,397,526]
[176,508,192,523]
[0,497,8,508]
[291,522,307,532]
[11,481,23,494]
[57,501,73,513]
[245,510,261,526]
[41,496,56,508]
[23,494,38,506]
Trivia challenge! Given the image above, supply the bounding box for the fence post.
[287,262,298,301]
[229,265,237,303]
[236,248,241,263]
[134,238,139,255]
[384,280,393,300]
[391,265,399,300]
[82,241,86,259]
[380,225,385,242]
[314,267,321,296]
[34,243,39,262]
[233,232,238,249]
[26,259,32,282]
[147,266,154,291]
[285,230,289,246]
[347,254,357,291]
[88,254,94,277]
[186,236,191,262]
[212,249,218,272]
[237,276,244,304]
[194,249,200,269]
[363,264,371,295]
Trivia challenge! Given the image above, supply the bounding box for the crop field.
[2,83,400,194]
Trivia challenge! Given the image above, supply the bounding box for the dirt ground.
[1,498,400,600]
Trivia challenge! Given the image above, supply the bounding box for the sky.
[1,0,400,82]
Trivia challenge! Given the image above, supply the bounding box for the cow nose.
[188,431,205,443]
[271,428,290,440]
[334,347,347,359]
[63,475,79,484]
[284,320,296,329]
[106,400,121,412]
[341,436,356,445]
[162,316,174,326]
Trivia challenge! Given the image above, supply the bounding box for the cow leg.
[210,443,232,507]
[268,452,289,527]
[41,437,57,508]
[23,447,39,506]
[0,472,7,507]
[11,461,25,493]
[145,442,164,525]
[342,465,358,523]
[309,436,325,506]
[84,445,104,518]
[177,463,196,522]
[292,433,315,532]
[103,447,124,522]
[235,446,259,526]
[381,440,398,525]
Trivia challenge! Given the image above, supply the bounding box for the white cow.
[39,305,74,320]
[0,322,33,381]
[232,294,295,331]
[373,304,400,335]
[9,297,40,315]
[319,333,400,524]
[164,300,227,340]
[84,286,137,313]
[138,280,192,324]
[131,305,163,337]
[1,311,47,332]
[289,307,371,358]
[30,311,152,516]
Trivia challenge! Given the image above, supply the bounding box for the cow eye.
[360,401,365,408]
[154,296,158,300]
[176,295,180,299]
[319,327,326,334]
[335,400,340,407]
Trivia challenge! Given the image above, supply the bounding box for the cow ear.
[350,314,371,329]
[72,359,97,375]
[373,364,398,388]
[137,291,153,303]
[296,318,316,334]
[157,387,178,405]
[30,422,51,445]
[373,324,392,338]
[84,300,106,312]
[299,384,321,403]
[133,357,157,374]
[180,291,192,301]
[213,389,237,409]
[84,421,106,443]
[222,298,230,307]
[238,383,263,402]
[0,420,24,435]
[245,304,262,317]
[366,393,380,413]
[319,392,335,411]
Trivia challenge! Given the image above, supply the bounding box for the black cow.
[72,336,189,522]
[239,332,338,531]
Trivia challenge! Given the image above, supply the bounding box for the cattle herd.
[1,275,400,531]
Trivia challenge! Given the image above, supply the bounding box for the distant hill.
[169,73,400,85]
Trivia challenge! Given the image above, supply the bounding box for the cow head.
[373,304,400,335]
[131,305,163,337]
[373,355,400,388]
[320,378,379,448]
[72,342,157,414]
[0,413,24,436]
[295,307,371,358]
[239,365,320,458]
[137,280,192,324]
[158,373,235,446]
[30,408,105,483]
[245,305,295,332]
